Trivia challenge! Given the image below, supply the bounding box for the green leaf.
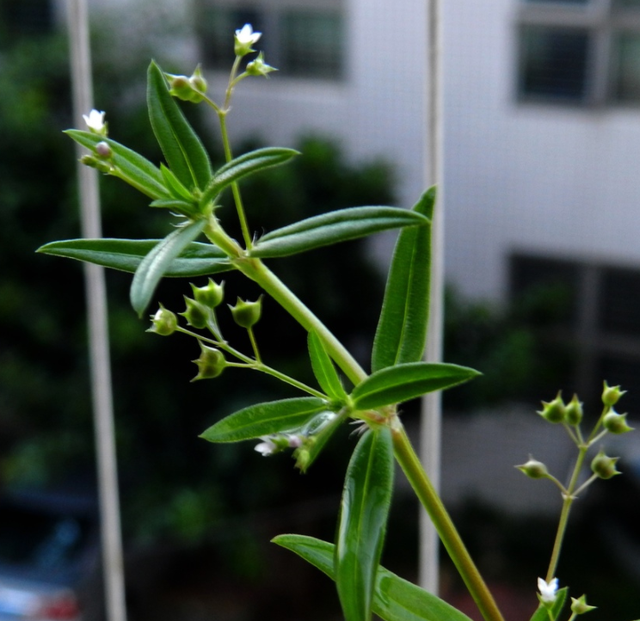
[273,535,473,621]
[149,199,198,218]
[200,147,299,206]
[297,409,349,472]
[200,397,327,443]
[160,163,194,201]
[66,130,170,200]
[372,188,435,372]
[249,207,429,259]
[147,61,212,190]
[529,588,568,621]
[308,332,347,401]
[335,428,393,621]
[37,238,233,277]
[130,219,206,316]
[351,362,480,410]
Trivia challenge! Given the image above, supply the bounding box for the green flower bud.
[246,52,277,77]
[537,392,566,424]
[167,69,206,104]
[603,410,634,434]
[191,344,226,381]
[516,457,549,479]
[229,296,263,328]
[80,154,112,174]
[189,65,208,95]
[147,304,177,336]
[602,381,625,407]
[180,296,210,329]
[590,450,621,480]
[565,394,583,425]
[571,595,596,615]
[190,279,224,309]
[294,447,311,471]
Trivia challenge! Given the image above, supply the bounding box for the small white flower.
[235,24,261,46]
[83,109,106,134]
[538,577,559,605]
[254,437,277,456]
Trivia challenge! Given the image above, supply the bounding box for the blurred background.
[1,0,640,620]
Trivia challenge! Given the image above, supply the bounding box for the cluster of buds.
[166,65,208,104]
[537,392,583,425]
[537,578,596,615]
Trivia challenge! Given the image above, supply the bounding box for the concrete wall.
[444,0,640,301]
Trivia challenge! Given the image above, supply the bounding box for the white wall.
[444,0,640,301]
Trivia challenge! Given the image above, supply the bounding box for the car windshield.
[0,503,91,570]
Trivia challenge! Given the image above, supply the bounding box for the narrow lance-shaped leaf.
[65,130,170,200]
[273,534,474,621]
[308,331,347,401]
[147,61,212,190]
[200,397,327,443]
[37,238,233,278]
[372,187,435,372]
[130,219,206,316]
[200,147,299,206]
[351,362,480,411]
[335,427,394,621]
[249,207,430,259]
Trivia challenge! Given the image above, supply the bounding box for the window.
[510,253,640,411]
[517,0,640,105]
[196,0,345,80]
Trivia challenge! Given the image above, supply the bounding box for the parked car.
[0,488,102,621]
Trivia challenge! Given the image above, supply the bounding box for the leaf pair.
[274,534,473,621]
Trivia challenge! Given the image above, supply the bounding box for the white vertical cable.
[66,2,128,620]
[419,0,445,595]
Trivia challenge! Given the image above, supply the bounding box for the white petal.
[236,23,261,45]
[83,109,105,131]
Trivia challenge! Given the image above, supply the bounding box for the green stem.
[391,423,505,621]
[218,112,253,249]
[176,326,325,398]
[545,445,588,581]
[247,326,261,363]
[234,257,368,387]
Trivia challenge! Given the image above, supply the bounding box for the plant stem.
[391,423,506,621]
[545,444,588,581]
[218,112,253,249]
[235,257,368,387]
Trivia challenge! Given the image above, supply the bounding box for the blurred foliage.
[443,282,577,411]
[0,21,393,548]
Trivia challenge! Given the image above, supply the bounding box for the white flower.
[83,109,106,134]
[537,577,559,605]
[254,437,277,456]
[235,24,261,46]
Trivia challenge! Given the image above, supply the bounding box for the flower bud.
[190,279,224,309]
[80,154,112,174]
[565,394,583,425]
[516,457,549,479]
[603,410,633,434]
[95,141,112,159]
[537,392,566,424]
[246,52,277,77]
[590,450,620,480]
[189,65,208,95]
[571,595,596,615]
[147,304,177,336]
[191,343,226,381]
[229,296,262,328]
[602,381,625,407]
[180,296,210,329]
